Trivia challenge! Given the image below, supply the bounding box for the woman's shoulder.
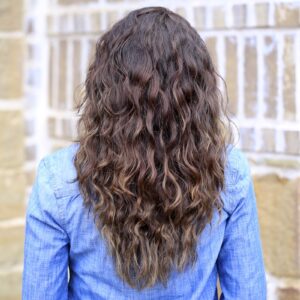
[225,144,250,182]
[222,144,252,214]
[39,142,80,199]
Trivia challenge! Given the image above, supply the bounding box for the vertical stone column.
[0,0,26,299]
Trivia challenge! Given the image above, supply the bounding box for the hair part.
[73,6,234,290]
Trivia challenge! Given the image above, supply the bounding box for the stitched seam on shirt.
[50,144,80,199]
[42,158,68,235]
[224,148,251,215]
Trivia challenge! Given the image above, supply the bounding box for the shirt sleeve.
[217,152,267,300]
[22,158,69,300]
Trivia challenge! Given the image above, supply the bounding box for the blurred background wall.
[0,0,299,299]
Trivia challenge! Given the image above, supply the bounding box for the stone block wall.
[0,0,299,299]
[0,0,26,299]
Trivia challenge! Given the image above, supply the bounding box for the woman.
[22,6,267,299]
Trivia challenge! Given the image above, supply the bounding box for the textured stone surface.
[0,272,22,300]
[88,39,97,66]
[253,174,300,277]
[48,42,54,108]
[48,117,56,138]
[285,131,300,154]
[205,37,218,71]
[0,39,23,98]
[255,3,269,27]
[261,128,276,153]
[73,40,83,109]
[73,13,87,33]
[62,118,75,139]
[233,4,247,28]
[275,3,300,27]
[194,6,206,29]
[58,40,67,109]
[244,36,257,118]
[0,170,26,220]
[0,227,24,269]
[25,169,36,187]
[283,35,296,121]
[107,10,119,29]
[264,36,277,118]
[90,12,101,32]
[225,36,238,116]
[240,127,256,151]
[175,7,186,18]
[58,0,97,4]
[0,111,25,168]
[262,158,300,169]
[0,0,23,31]
[212,6,226,29]
[25,144,36,161]
[277,287,300,300]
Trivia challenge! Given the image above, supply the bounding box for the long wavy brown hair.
[73,6,233,291]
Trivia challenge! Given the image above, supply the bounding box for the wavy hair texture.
[73,6,234,290]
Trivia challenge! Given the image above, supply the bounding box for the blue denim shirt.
[22,142,267,299]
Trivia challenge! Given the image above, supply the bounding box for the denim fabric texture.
[22,142,267,300]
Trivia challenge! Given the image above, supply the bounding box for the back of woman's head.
[74,6,233,290]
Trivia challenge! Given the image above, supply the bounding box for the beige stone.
[255,3,269,27]
[253,174,300,277]
[275,3,300,27]
[73,40,83,109]
[232,4,247,28]
[0,111,25,168]
[283,35,296,121]
[0,271,22,300]
[47,15,54,35]
[24,118,34,136]
[74,13,86,33]
[261,128,276,153]
[263,159,300,169]
[58,0,97,4]
[285,131,300,155]
[225,36,238,116]
[25,168,36,187]
[0,169,26,220]
[107,10,120,29]
[278,287,300,300]
[0,0,23,31]
[59,14,70,34]
[175,7,186,19]
[264,36,277,118]
[25,144,36,161]
[217,276,221,298]
[48,42,54,108]
[90,12,101,32]
[62,118,74,139]
[212,6,226,29]
[58,40,67,109]
[240,127,255,151]
[194,6,206,30]
[205,37,218,72]
[0,38,23,99]
[48,117,56,138]
[244,36,257,118]
[0,226,24,269]
[88,39,97,66]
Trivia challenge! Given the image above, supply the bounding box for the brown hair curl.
[73,6,233,290]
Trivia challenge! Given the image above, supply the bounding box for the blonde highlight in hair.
[73,6,234,290]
